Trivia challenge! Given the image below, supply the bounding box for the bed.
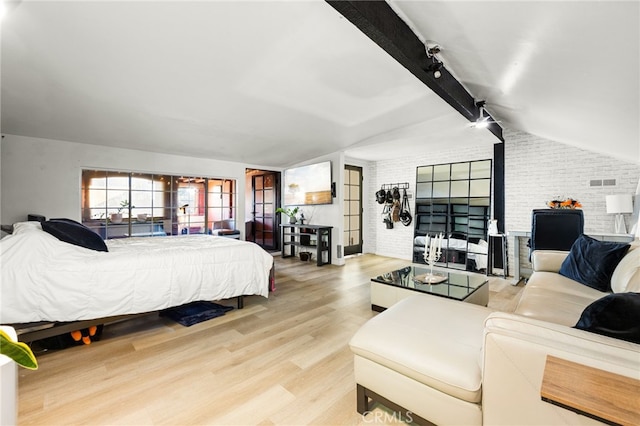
[0,220,273,341]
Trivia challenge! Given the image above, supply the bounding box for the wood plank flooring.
[16,254,523,425]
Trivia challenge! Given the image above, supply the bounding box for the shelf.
[283,242,327,249]
[281,224,333,266]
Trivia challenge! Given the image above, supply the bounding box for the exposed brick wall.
[504,129,639,277]
[363,129,639,278]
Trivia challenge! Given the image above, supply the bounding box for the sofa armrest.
[531,250,569,273]
[482,312,639,425]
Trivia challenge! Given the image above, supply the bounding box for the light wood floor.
[17,254,523,425]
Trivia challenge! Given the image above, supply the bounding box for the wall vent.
[589,179,616,187]
[337,245,343,258]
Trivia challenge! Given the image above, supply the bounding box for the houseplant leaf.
[0,329,38,370]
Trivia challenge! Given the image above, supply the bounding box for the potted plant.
[110,200,130,224]
[0,328,38,370]
[276,206,299,224]
[1,327,37,425]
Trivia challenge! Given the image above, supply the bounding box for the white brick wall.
[504,129,639,276]
[362,129,639,277]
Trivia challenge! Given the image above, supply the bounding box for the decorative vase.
[110,213,123,224]
[289,216,297,224]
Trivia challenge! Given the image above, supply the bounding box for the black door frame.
[344,164,363,256]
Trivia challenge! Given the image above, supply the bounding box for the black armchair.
[529,209,584,256]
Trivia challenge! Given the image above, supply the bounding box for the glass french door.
[344,165,363,256]
[251,172,278,250]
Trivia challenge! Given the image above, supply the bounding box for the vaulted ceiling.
[2,1,638,167]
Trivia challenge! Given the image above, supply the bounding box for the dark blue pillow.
[575,293,640,344]
[42,219,108,252]
[558,234,629,292]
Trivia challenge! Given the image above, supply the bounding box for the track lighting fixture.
[475,106,490,128]
[424,43,444,79]
[471,101,500,129]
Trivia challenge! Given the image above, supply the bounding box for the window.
[82,170,236,239]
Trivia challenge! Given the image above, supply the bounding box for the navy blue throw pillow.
[575,293,640,344]
[558,234,629,291]
[42,219,108,252]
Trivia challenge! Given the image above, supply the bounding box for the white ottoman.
[349,295,494,425]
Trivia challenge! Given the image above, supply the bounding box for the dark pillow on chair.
[558,234,629,291]
[42,219,108,252]
[574,293,640,344]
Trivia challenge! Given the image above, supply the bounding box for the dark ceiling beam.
[326,0,504,142]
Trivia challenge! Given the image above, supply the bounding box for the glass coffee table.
[371,265,489,311]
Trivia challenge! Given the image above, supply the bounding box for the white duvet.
[0,221,273,324]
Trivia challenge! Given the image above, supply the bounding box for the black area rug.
[160,301,234,327]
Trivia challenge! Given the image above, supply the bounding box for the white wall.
[504,129,640,275]
[0,135,251,236]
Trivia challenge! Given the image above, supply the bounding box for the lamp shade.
[605,194,633,214]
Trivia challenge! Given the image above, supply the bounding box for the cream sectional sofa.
[350,243,640,425]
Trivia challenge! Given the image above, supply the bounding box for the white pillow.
[12,221,43,234]
[611,247,640,293]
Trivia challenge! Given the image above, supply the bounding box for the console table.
[281,224,332,266]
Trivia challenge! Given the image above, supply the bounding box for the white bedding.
[0,221,273,324]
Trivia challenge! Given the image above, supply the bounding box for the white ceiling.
[2,1,639,167]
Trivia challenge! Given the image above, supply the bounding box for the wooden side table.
[540,355,640,425]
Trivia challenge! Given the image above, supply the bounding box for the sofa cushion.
[531,250,569,273]
[575,293,640,344]
[349,295,494,403]
[611,248,640,293]
[514,271,608,326]
[559,235,630,292]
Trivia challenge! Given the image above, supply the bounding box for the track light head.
[471,101,498,129]
[428,61,443,78]
[474,118,489,129]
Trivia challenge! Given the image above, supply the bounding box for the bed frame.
[14,265,275,343]
[12,296,243,343]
